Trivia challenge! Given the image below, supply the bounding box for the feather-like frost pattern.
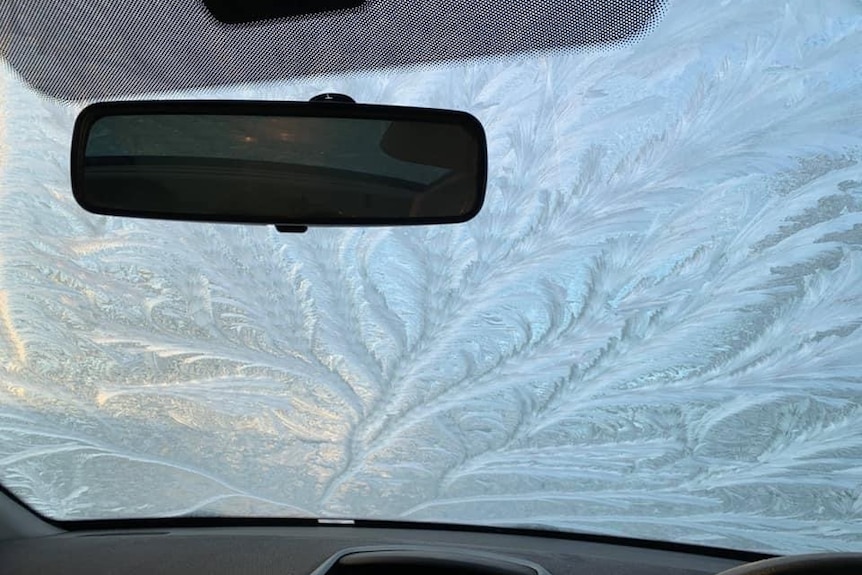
[0,0,861,554]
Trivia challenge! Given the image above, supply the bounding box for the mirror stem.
[275,225,309,233]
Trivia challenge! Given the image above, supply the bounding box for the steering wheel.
[717,553,862,574]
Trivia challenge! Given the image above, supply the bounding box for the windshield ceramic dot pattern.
[0,0,667,100]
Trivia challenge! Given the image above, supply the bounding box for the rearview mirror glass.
[71,101,487,227]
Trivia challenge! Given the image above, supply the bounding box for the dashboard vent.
[313,546,551,575]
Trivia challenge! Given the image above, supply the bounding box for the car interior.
[0,1,861,574]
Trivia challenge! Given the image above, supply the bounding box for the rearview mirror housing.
[70,100,487,228]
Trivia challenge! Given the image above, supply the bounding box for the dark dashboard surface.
[0,524,753,575]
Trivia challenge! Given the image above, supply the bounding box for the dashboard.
[0,523,754,575]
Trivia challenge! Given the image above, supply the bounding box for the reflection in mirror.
[72,103,487,226]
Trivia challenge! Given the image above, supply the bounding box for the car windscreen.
[0,0,861,556]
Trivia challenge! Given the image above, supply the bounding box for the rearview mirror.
[71,100,487,228]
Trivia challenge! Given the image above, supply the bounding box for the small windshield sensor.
[204,0,365,23]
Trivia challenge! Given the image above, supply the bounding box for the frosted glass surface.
[1,0,861,555]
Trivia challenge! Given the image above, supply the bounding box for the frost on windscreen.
[1,0,861,555]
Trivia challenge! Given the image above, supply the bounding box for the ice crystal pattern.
[1,0,861,555]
